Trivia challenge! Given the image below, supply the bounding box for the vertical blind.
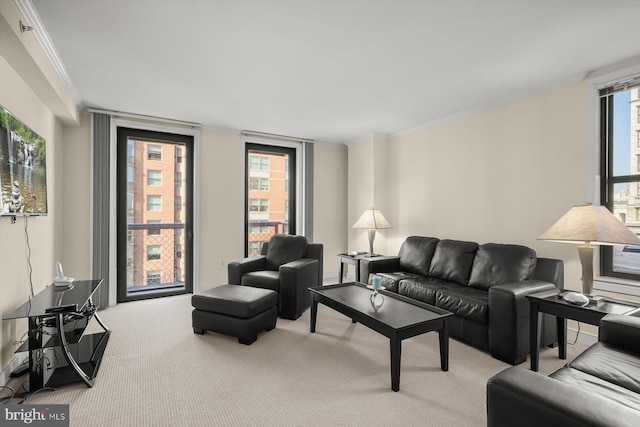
[91,113,111,308]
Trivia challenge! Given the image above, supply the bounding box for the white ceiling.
[28,0,640,144]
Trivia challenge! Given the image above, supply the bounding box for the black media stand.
[3,279,110,391]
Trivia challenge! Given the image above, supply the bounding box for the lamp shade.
[352,208,392,229]
[538,204,640,246]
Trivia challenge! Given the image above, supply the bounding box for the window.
[147,170,162,186]
[127,140,135,163]
[176,147,183,163]
[148,144,162,161]
[127,166,134,190]
[147,245,161,261]
[250,177,269,191]
[147,195,162,211]
[176,196,182,212]
[245,143,297,257]
[249,198,269,212]
[249,225,269,234]
[600,79,640,280]
[147,220,161,236]
[147,271,161,286]
[175,172,183,187]
[249,155,269,170]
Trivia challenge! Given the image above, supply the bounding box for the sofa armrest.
[488,280,557,364]
[359,256,401,283]
[487,367,640,427]
[279,258,319,319]
[599,313,640,354]
[532,257,564,290]
[227,255,267,284]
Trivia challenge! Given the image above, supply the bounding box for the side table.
[527,289,640,371]
[337,252,382,283]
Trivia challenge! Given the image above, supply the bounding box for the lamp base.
[586,294,605,305]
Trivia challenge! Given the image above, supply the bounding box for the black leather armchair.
[487,313,640,427]
[228,234,323,320]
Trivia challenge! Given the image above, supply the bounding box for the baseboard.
[0,354,28,388]
[568,328,598,347]
[322,272,354,285]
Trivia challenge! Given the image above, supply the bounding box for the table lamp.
[352,208,392,256]
[539,203,640,298]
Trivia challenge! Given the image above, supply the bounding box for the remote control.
[45,303,78,313]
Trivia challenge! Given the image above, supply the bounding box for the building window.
[147,220,161,236]
[148,144,162,161]
[249,225,269,234]
[147,170,162,186]
[147,245,161,261]
[600,81,640,280]
[637,106,640,123]
[249,155,269,170]
[248,242,262,256]
[147,271,161,286]
[147,195,162,211]
[127,140,135,163]
[250,177,269,191]
[249,198,269,212]
[127,166,134,190]
[176,147,183,163]
[175,172,183,187]
[176,196,182,212]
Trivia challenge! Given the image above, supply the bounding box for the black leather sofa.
[360,236,563,365]
[487,313,640,426]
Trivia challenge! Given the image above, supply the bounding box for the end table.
[527,289,640,371]
[337,252,383,283]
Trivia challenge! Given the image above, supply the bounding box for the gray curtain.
[91,113,111,309]
[304,141,314,242]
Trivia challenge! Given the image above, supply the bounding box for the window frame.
[599,81,640,282]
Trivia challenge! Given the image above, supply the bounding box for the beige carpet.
[14,294,585,427]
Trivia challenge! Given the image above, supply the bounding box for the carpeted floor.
[5,294,586,426]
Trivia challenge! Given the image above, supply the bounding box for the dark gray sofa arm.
[359,256,400,283]
[487,367,640,427]
[532,257,564,290]
[599,313,640,354]
[488,280,557,364]
[279,258,319,320]
[227,256,267,284]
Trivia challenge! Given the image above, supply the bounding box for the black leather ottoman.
[191,285,277,345]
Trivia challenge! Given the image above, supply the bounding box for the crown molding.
[14,0,79,103]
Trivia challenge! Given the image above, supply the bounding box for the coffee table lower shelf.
[309,282,452,392]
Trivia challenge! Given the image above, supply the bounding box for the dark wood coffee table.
[309,282,453,391]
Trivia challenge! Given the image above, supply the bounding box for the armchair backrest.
[263,234,310,270]
[260,234,324,284]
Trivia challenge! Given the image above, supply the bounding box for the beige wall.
[61,113,91,279]
[350,82,590,293]
[314,143,348,277]
[0,55,62,370]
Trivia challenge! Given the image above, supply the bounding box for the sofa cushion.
[550,367,640,411]
[398,236,440,277]
[369,271,421,293]
[434,285,489,324]
[468,243,537,290]
[567,342,640,394]
[398,277,453,306]
[266,234,308,270]
[428,239,479,285]
[241,271,281,292]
